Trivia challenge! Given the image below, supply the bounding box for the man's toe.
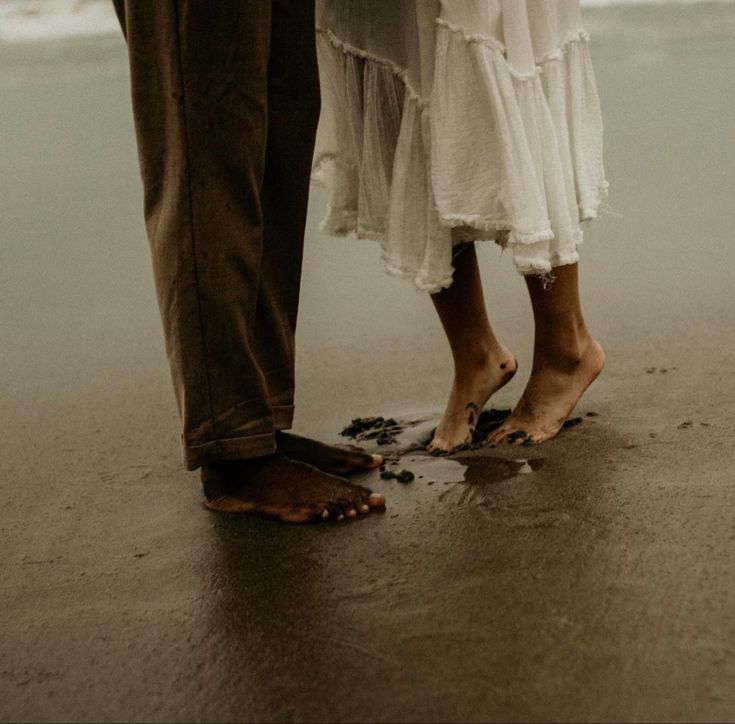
[325,502,343,520]
[343,450,382,472]
[366,491,385,508]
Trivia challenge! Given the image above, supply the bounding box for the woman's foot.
[201,452,385,524]
[275,431,382,475]
[487,339,604,446]
[427,242,512,454]
[428,346,517,454]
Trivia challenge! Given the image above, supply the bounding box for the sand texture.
[1,5,735,721]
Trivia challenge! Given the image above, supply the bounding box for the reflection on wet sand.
[200,412,629,720]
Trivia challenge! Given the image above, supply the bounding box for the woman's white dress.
[312,0,609,293]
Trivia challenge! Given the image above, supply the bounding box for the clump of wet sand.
[341,409,514,450]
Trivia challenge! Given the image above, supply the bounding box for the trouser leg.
[115,0,283,469]
[255,0,321,430]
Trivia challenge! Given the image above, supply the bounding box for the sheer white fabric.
[313,0,609,292]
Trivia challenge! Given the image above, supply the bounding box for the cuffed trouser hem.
[184,431,276,471]
[272,404,294,431]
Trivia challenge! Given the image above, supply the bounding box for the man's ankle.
[201,454,277,497]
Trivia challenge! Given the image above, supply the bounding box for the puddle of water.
[455,455,545,486]
[436,457,547,506]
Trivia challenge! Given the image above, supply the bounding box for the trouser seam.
[171,0,218,436]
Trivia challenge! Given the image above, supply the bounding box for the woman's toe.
[486,428,506,445]
[428,436,452,455]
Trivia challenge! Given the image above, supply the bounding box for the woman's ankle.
[534,325,595,364]
[533,329,596,373]
[453,340,513,377]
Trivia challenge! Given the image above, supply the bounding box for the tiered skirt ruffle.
[312,4,609,293]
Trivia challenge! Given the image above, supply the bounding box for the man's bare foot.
[487,339,605,446]
[275,431,382,475]
[201,452,385,524]
[428,347,517,454]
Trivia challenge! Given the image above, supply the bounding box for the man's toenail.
[347,509,357,518]
[336,514,344,521]
[368,493,385,507]
[360,504,369,513]
[322,509,329,519]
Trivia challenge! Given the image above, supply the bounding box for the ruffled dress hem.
[312,9,608,293]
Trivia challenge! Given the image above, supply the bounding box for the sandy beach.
[1,3,735,721]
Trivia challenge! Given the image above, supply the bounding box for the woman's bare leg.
[428,244,517,454]
[487,263,605,446]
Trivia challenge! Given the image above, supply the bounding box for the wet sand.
[2,5,735,721]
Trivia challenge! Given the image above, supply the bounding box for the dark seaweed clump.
[379,469,414,483]
[341,416,402,445]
